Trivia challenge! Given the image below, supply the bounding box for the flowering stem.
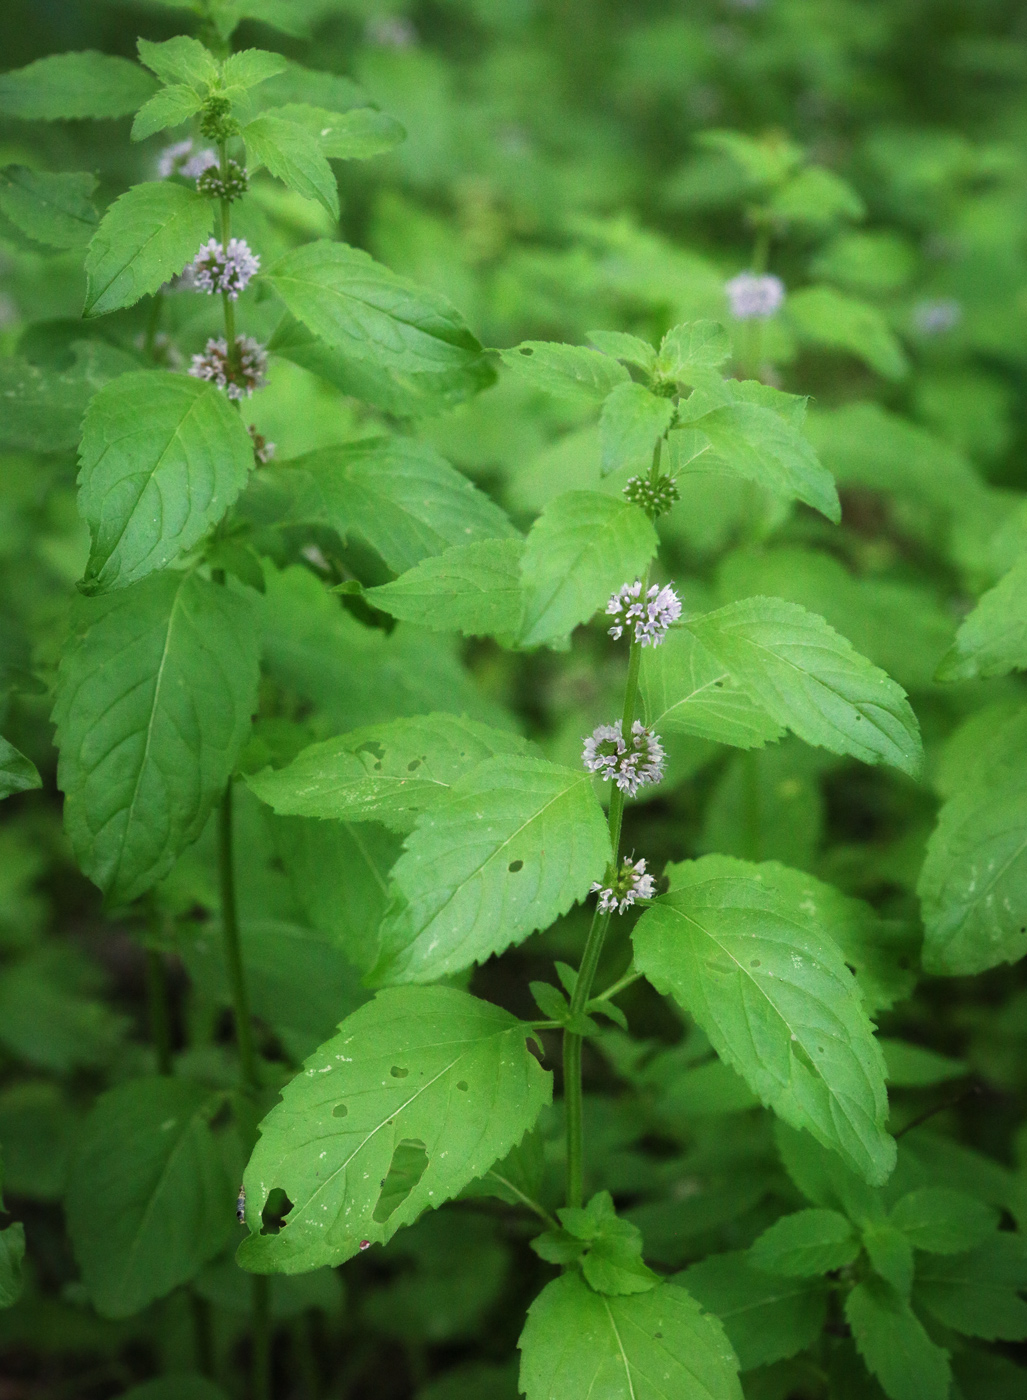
[217,141,237,367]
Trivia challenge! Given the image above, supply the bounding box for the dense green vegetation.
[2,2,1027,1397]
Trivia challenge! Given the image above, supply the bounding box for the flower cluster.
[725,271,785,320]
[583,721,665,797]
[189,238,260,300]
[196,160,249,202]
[591,857,656,915]
[624,473,680,518]
[607,581,681,647]
[157,140,218,181]
[248,425,276,464]
[189,336,268,400]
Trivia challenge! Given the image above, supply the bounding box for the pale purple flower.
[591,856,657,915]
[189,335,268,399]
[157,139,217,180]
[607,580,681,647]
[248,425,276,463]
[583,720,665,797]
[189,237,260,300]
[725,271,785,320]
[913,298,962,335]
[366,15,417,47]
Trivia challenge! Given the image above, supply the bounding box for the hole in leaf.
[407,758,421,771]
[519,347,534,356]
[372,1139,429,1223]
[355,740,385,770]
[332,1103,348,1118]
[260,1187,293,1235]
[750,959,761,968]
[508,860,524,872]
[390,1066,409,1078]
[456,1081,468,1091]
[654,1332,663,1339]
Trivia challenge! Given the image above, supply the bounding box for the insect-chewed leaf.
[243,113,339,218]
[248,713,533,832]
[936,554,1027,681]
[598,382,675,476]
[519,491,658,648]
[261,437,515,575]
[364,539,525,639]
[0,166,98,248]
[679,1250,828,1371]
[518,1272,743,1400]
[84,182,214,318]
[371,756,611,984]
[237,986,551,1273]
[499,342,629,403]
[639,626,784,750]
[77,372,255,593]
[846,1277,951,1400]
[263,240,485,374]
[633,856,895,1185]
[65,1077,235,1319]
[53,572,259,903]
[0,51,157,121]
[0,735,41,801]
[686,597,923,776]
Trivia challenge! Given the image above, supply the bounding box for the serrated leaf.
[0,52,157,121]
[263,240,485,374]
[84,181,214,318]
[863,1221,914,1297]
[499,342,629,404]
[889,1189,998,1255]
[248,713,532,832]
[553,1192,659,1296]
[243,113,339,218]
[639,626,785,750]
[686,597,923,776]
[519,491,658,647]
[221,48,289,93]
[679,1250,828,1371]
[587,330,657,373]
[256,437,514,575]
[131,84,204,142]
[372,757,611,984]
[238,986,551,1273]
[936,554,1027,681]
[0,340,137,453]
[686,402,840,521]
[788,286,908,380]
[656,320,731,381]
[0,735,42,801]
[846,1276,951,1400]
[364,539,525,639]
[265,103,404,160]
[65,1077,234,1319]
[77,372,254,593]
[749,1208,860,1277]
[519,1273,743,1400]
[0,166,98,248]
[633,857,895,1185]
[137,36,218,91]
[914,1236,1027,1340]
[768,167,865,228]
[880,1040,966,1088]
[53,572,258,903]
[599,382,675,476]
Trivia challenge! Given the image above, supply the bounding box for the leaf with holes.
[236,985,551,1273]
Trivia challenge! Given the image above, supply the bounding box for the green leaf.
[880,1041,967,1088]
[519,1272,743,1400]
[53,572,259,903]
[136,36,219,92]
[679,1250,828,1371]
[685,402,840,522]
[846,1276,951,1400]
[0,166,98,248]
[264,103,405,160]
[0,52,157,121]
[243,113,339,218]
[263,240,485,374]
[0,1222,25,1309]
[0,341,137,453]
[749,1209,859,1277]
[84,181,214,318]
[256,437,514,575]
[599,382,675,476]
[697,130,803,188]
[238,986,551,1273]
[772,1121,883,1225]
[686,597,923,776]
[77,372,255,593]
[656,320,731,382]
[632,857,895,1185]
[518,491,658,647]
[0,948,129,1074]
[862,1221,914,1298]
[767,167,866,228]
[554,1191,660,1296]
[364,539,525,639]
[787,286,908,380]
[221,48,289,93]
[936,554,1027,681]
[587,329,657,373]
[889,1189,998,1255]
[131,84,204,142]
[499,342,630,404]
[914,1236,1027,1340]
[372,757,611,985]
[0,735,42,801]
[248,713,532,832]
[639,626,785,750]
[65,1077,234,1319]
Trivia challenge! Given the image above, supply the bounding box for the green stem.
[217,142,237,365]
[145,947,173,1076]
[218,782,260,1093]
[592,967,643,1004]
[189,1288,216,1381]
[252,1274,271,1400]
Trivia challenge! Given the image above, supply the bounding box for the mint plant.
[1,4,1027,1399]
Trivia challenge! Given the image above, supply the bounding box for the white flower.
[189,335,268,399]
[591,857,657,915]
[189,237,260,300]
[366,15,417,47]
[157,139,218,180]
[583,720,665,797]
[725,271,785,320]
[607,580,681,646]
[248,425,276,463]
